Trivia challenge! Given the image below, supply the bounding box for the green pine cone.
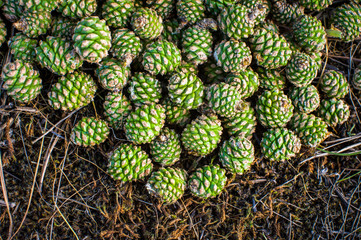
[200,59,226,84]
[146,167,186,203]
[256,67,286,90]
[14,10,51,38]
[162,20,181,46]
[51,17,77,40]
[20,0,58,12]
[219,136,255,174]
[240,0,270,24]
[320,70,349,99]
[285,52,318,87]
[188,165,227,199]
[150,127,182,166]
[3,0,23,22]
[59,0,97,19]
[168,71,204,110]
[330,2,361,42]
[218,5,259,39]
[181,24,213,65]
[181,114,223,156]
[131,7,163,40]
[256,89,294,128]
[125,104,166,144]
[147,0,175,19]
[8,33,37,62]
[353,64,361,90]
[299,0,333,11]
[261,128,301,161]
[143,39,182,75]
[102,0,134,28]
[292,15,327,53]
[128,72,162,105]
[2,60,42,103]
[271,0,304,25]
[213,39,252,73]
[36,36,83,75]
[48,71,97,111]
[71,117,109,147]
[205,82,243,117]
[0,19,6,46]
[103,92,132,129]
[163,99,191,126]
[221,102,257,139]
[224,68,259,99]
[249,27,292,69]
[289,85,320,114]
[317,98,350,127]
[73,16,112,63]
[177,61,198,75]
[96,58,129,91]
[177,0,205,25]
[108,143,153,182]
[110,28,143,63]
[204,0,236,16]
[289,113,330,147]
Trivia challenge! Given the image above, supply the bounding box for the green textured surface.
[70,117,109,147]
[36,36,83,76]
[249,27,292,69]
[317,98,350,127]
[290,113,330,148]
[320,70,349,99]
[292,15,327,52]
[2,60,42,103]
[168,71,204,110]
[108,144,153,182]
[150,127,182,166]
[285,52,318,87]
[224,69,260,99]
[219,136,255,174]
[261,128,301,161]
[256,89,294,128]
[181,24,213,65]
[205,82,243,117]
[103,92,132,130]
[177,0,205,24]
[73,16,112,63]
[124,104,166,144]
[146,167,186,203]
[299,0,333,11]
[131,7,163,40]
[102,0,134,28]
[256,67,286,90]
[222,102,257,139]
[8,33,37,62]
[110,28,143,63]
[143,39,182,75]
[218,4,258,39]
[330,2,361,42]
[188,165,227,199]
[181,114,222,156]
[128,72,162,105]
[289,85,320,114]
[59,0,97,19]
[96,58,129,91]
[213,39,252,73]
[48,71,97,111]
[14,10,51,38]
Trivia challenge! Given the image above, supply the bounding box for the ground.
[1,4,361,240]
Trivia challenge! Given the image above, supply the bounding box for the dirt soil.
[1,2,361,240]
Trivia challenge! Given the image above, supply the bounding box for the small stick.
[0,150,14,240]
